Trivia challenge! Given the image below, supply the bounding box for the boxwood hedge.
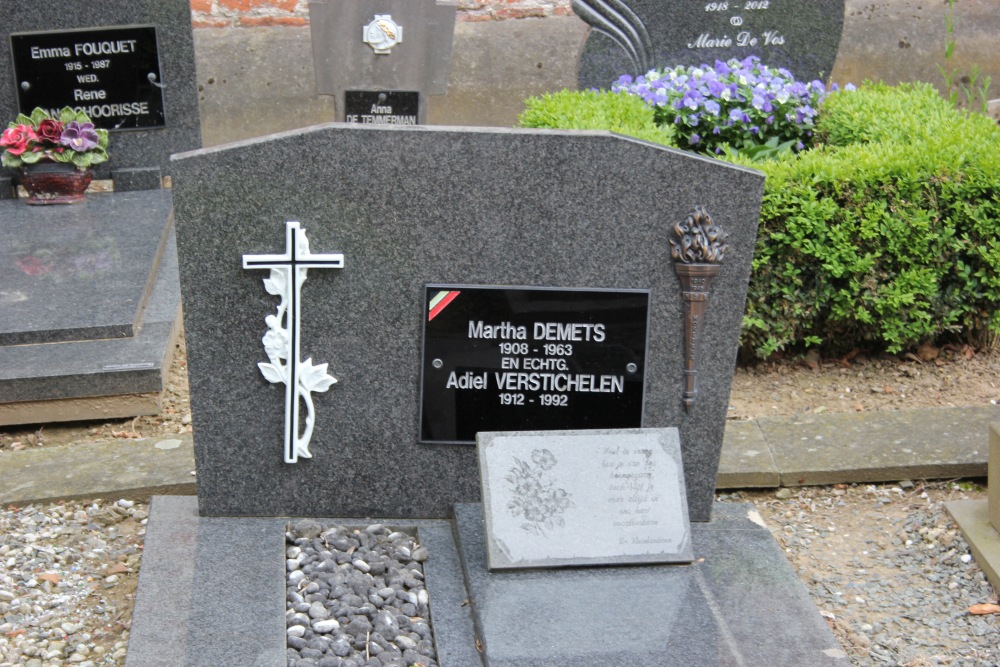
[517,82,1000,358]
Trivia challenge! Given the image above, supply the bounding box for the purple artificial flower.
[60,121,99,152]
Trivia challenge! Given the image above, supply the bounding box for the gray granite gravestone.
[309,0,456,124]
[478,428,692,569]
[575,0,845,90]
[0,0,198,425]
[129,124,851,665]
[171,123,764,523]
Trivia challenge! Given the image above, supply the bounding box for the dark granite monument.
[170,125,763,523]
[127,123,848,665]
[0,0,200,425]
[309,0,456,125]
[575,0,846,90]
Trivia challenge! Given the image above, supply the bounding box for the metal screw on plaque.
[670,206,728,413]
[20,81,30,91]
[147,72,166,89]
[626,363,638,374]
[432,359,443,369]
[378,93,387,103]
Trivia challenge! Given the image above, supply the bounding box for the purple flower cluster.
[612,56,850,157]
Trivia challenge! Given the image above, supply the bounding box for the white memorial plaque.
[478,428,692,570]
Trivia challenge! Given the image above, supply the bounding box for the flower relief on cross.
[242,220,344,464]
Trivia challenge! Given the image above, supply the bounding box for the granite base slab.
[454,502,847,666]
[947,500,1000,599]
[127,496,483,667]
[0,191,182,425]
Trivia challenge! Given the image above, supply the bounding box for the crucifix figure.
[243,221,344,463]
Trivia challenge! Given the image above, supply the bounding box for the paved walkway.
[1,405,997,506]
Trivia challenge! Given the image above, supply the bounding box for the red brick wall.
[190,0,574,27]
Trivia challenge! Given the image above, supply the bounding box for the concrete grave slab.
[171,124,765,521]
[478,428,692,569]
[760,406,998,486]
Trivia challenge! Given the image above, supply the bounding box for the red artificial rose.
[0,124,38,156]
[36,119,63,145]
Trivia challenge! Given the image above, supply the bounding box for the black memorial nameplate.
[344,91,418,125]
[420,285,650,444]
[11,25,166,131]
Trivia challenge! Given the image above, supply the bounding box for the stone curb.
[0,433,197,506]
[1,406,996,506]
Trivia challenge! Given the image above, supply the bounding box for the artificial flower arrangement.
[1,107,109,170]
[612,56,852,158]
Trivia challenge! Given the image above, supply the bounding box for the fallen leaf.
[917,342,939,362]
[37,572,60,584]
[803,349,821,371]
[963,345,976,360]
[969,603,1000,615]
[106,563,129,575]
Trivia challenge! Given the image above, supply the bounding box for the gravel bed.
[0,499,145,667]
[285,521,436,667]
[1,484,997,666]
[731,482,1000,666]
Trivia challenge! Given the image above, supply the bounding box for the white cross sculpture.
[243,221,344,463]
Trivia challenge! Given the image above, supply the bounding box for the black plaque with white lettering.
[11,26,166,130]
[344,90,419,125]
[420,285,650,444]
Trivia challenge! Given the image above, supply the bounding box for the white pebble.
[313,619,340,633]
[960,554,972,564]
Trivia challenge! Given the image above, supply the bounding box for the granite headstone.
[1,0,201,182]
[171,123,765,522]
[478,428,692,569]
[309,0,456,124]
[575,0,845,89]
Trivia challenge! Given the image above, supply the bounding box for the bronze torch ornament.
[670,207,728,413]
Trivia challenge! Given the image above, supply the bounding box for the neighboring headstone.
[575,0,845,89]
[0,0,199,425]
[478,428,692,569]
[171,124,765,522]
[1,0,201,182]
[309,0,456,124]
[947,422,1000,594]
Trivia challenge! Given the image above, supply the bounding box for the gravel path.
[2,482,997,666]
[0,499,144,666]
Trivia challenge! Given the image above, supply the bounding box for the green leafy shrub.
[739,84,1000,358]
[518,89,676,147]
